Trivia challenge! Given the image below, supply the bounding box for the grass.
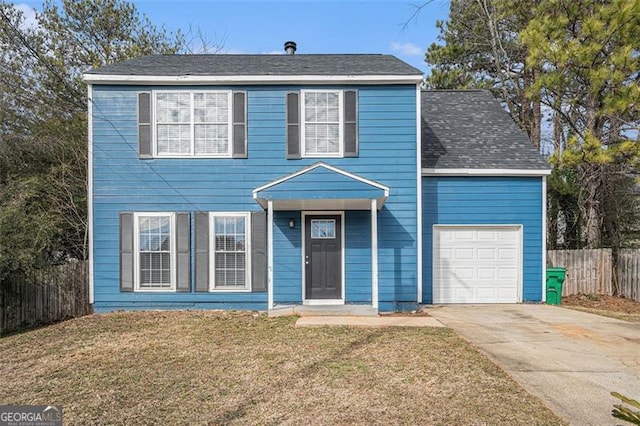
[0,311,565,425]
[562,305,640,322]
[561,294,640,322]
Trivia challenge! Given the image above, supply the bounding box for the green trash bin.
[546,267,566,305]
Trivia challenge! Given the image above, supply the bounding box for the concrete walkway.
[295,315,444,328]
[427,304,640,426]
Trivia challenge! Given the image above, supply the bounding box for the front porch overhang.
[252,162,389,211]
[257,163,386,312]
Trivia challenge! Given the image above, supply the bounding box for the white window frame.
[310,219,337,239]
[209,212,252,292]
[133,212,177,292]
[153,90,233,158]
[301,89,344,158]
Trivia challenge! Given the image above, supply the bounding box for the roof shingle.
[85,54,423,76]
[421,90,550,170]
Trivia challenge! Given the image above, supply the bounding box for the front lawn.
[562,294,640,322]
[0,311,564,425]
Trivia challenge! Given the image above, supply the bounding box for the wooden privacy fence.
[617,249,640,302]
[547,248,640,301]
[547,249,613,296]
[0,261,91,335]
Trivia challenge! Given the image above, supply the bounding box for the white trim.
[300,89,344,158]
[133,212,177,292]
[152,90,234,158]
[371,199,379,309]
[304,299,344,306]
[422,168,551,176]
[87,84,94,304]
[432,224,523,304]
[253,162,389,197]
[309,219,337,239]
[267,201,274,310]
[208,212,251,292]
[415,83,423,304]
[542,176,547,303]
[82,73,424,85]
[301,211,346,305]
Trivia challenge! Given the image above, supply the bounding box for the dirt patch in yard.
[562,294,640,322]
[380,308,431,317]
[0,311,565,425]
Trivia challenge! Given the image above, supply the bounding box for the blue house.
[84,42,550,313]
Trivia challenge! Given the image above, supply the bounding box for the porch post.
[371,199,379,309]
[267,200,274,310]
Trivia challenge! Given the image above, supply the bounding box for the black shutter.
[138,92,152,158]
[232,91,247,158]
[176,212,191,292]
[119,212,134,292]
[251,211,267,292]
[344,90,358,157]
[194,212,209,292]
[286,92,301,159]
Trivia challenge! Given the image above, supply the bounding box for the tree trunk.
[531,97,541,149]
[553,110,563,153]
[583,167,602,248]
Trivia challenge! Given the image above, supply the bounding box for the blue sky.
[16,0,451,76]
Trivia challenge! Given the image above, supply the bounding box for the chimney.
[284,41,297,55]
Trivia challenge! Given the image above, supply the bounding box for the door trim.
[302,211,345,305]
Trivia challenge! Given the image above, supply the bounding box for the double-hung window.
[210,213,251,291]
[301,90,343,157]
[155,91,232,157]
[135,213,175,291]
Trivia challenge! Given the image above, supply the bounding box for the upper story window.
[301,90,343,157]
[153,91,233,157]
[286,90,357,159]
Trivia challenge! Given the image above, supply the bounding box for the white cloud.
[389,41,423,57]
[14,3,38,30]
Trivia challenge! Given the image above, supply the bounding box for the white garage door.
[433,226,521,303]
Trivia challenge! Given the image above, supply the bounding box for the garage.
[433,226,522,303]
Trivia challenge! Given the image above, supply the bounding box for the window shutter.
[176,212,191,292]
[194,212,209,292]
[286,92,301,159]
[138,92,152,158]
[251,211,267,292]
[232,91,247,158]
[344,90,358,157]
[119,212,134,292]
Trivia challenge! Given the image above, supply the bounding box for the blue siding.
[273,212,301,304]
[92,84,417,312]
[422,176,544,304]
[345,211,372,304]
[257,167,385,201]
[272,211,373,305]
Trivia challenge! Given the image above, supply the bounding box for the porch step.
[269,304,378,317]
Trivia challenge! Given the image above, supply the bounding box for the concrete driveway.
[427,304,640,426]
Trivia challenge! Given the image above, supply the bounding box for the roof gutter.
[81,73,424,85]
[422,168,552,176]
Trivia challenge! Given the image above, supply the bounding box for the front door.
[305,215,342,300]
